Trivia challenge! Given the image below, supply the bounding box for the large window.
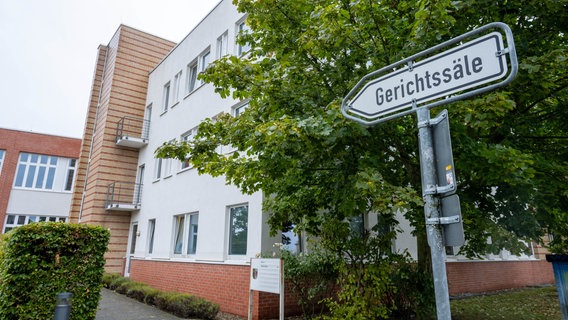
[172,213,199,256]
[228,205,248,255]
[14,153,58,190]
[236,20,251,56]
[3,214,66,233]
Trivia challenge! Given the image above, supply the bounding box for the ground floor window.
[172,212,199,256]
[3,214,66,233]
[228,204,248,255]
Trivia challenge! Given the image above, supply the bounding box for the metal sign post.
[340,22,517,320]
[417,107,451,320]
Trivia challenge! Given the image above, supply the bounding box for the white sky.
[0,0,219,138]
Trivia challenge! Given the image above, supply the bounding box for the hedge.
[0,222,109,320]
[102,273,219,319]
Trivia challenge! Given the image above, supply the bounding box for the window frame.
[64,159,77,191]
[236,19,251,56]
[147,219,156,255]
[228,204,248,257]
[0,150,5,176]
[154,158,163,181]
[179,127,198,171]
[216,31,229,59]
[14,152,58,191]
[3,214,66,233]
[162,82,171,113]
[171,212,199,257]
[172,71,182,106]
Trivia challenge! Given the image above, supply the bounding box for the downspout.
[78,45,109,222]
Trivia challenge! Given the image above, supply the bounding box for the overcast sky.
[0,0,219,138]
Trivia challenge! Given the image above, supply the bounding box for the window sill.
[171,101,180,109]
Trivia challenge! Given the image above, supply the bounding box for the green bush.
[102,273,219,319]
[0,222,109,320]
[280,248,339,319]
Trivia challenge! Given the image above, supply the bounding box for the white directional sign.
[344,31,510,124]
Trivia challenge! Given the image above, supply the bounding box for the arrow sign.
[342,22,518,126]
[348,32,506,120]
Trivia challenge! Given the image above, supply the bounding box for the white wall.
[132,0,269,264]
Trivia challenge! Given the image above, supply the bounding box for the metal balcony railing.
[105,182,142,211]
[115,116,150,148]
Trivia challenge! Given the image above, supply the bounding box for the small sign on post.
[248,258,284,320]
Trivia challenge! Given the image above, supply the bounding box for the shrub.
[102,274,219,319]
[280,248,339,319]
[0,222,109,320]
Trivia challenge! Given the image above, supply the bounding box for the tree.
[156,0,568,267]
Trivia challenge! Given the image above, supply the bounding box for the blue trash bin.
[547,254,568,320]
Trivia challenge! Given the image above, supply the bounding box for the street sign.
[342,22,518,126]
[341,22,518,320]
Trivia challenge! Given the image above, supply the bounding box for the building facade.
[71,1,553,318]
[0,128,81,233]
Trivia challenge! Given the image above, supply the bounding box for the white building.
[71,1,553,318]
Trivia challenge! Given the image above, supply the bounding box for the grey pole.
[417,107,451,320]
[54,292,72,320]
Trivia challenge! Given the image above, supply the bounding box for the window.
[64,159,77,191]
[217,31,229,59]
[237,20,251,56]
[188,214,199,255]
[349,214,365,238]
[154,158,162,180]
[180,128,198,170]
[162,82,170,112]
[186,49,211,94]
[173,215,185,254]
[147,219,156,254]
[3,214,66,233]
[129,224,138,254]
[143,105,152,138]
[14,153,58,190]
[172,213,199,256]
[282,222,302,254]
[172,71,182,105]
[229,204,248,255]
[186,61,198,93]
[234,102,249,117]
[0,150,5,175]
[163,140,175,177]
[200,50,211,75]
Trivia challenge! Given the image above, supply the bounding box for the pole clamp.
[426,215,461,225]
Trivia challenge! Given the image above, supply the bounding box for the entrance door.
[125,223,138,277]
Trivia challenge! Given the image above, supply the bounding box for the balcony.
[105,182,142,211]
[115,116,149,149]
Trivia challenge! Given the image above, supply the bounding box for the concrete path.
[96,288,182,320]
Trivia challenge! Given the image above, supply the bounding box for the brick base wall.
[130,259,554,319]
[129,259,301,319]
[447,259,554,295]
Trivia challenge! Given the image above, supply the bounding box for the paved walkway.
[96,288,182,320]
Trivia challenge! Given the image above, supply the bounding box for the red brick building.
[0,128,81,232]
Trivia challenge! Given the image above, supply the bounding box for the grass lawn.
[451,286,561,320]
